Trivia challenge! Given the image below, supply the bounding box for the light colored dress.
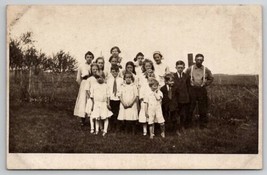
[73,62,91,118]
[154,62,169,87]
[138,76,151,123]
[117,83,138,121]
[90,83,113,119]
[144,89,165,125]
[85,76,97,115]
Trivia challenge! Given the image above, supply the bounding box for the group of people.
[73,46,214,139]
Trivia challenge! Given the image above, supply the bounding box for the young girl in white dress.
[85,63,99,133]
[144,78,165,139]
[121,61,138,85]
[153,51,170,87]
[138,59,158,136]
[90,72,113,136]
[118,71,139,134]
[74,51,94,126]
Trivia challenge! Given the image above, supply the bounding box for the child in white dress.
[138,59,158,136]
[121,61,137,85]
[90,72,113,136]
[144,78,165,139]
[85,63,99,133]
[74,51,94,126]
[118,71,139,134]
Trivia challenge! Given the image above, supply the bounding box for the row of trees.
[9,32,77,74]
[9,32,78,102]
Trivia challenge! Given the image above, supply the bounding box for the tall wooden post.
[188,53,194,67]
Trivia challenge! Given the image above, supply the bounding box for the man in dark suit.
[173,61,190,131]
[160,73,181,135]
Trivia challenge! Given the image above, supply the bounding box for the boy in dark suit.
[174,61,190,131]
[160,73,180,135]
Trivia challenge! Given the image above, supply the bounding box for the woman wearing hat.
[153,51,170,87]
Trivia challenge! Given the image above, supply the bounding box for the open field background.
[9,72,259,153]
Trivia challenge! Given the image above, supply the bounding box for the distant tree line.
[9,32,77,74]
[9,32,78,102]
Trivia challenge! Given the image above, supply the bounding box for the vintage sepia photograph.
[7,5,262,169]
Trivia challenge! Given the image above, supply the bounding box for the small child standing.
[85,63,99,134]
[107,65,123,132]
[160,73,180,135]
[144,78,165,139]
[90,72,113,136]
[174,61,190,130]
[138,59,157,136]
[117,71,139,134]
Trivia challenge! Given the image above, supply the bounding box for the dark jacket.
[160,84,179,112]
[173,72,190,104]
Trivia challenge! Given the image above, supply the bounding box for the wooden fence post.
[188,53,194,67]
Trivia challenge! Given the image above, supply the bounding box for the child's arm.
[154,90,162,101]
[90,85,94,111]
[143,95,149,118]
[91,97,94,112]
[106,85,111,110]
[144,102,149,119]
[76,67,82,85]
[107,97,111,110]
[85,79,91,98]
[119,96,127,109]
[128,96,138,108]
[128,86,139,108]
[86,90,90,99]
[119,86,129,109]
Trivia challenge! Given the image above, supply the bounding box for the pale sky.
[7,5,262,74]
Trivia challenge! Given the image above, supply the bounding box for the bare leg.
[95,119,100,134]
[149,124,154,139]
[99,120,104,131]
[160,123,165,138]
[103,118,109,135]
[90,117,94,133]
[143,123,147,136]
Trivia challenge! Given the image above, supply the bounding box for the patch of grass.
[9,101,258,153]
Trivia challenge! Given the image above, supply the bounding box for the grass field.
[9,78,259,153]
